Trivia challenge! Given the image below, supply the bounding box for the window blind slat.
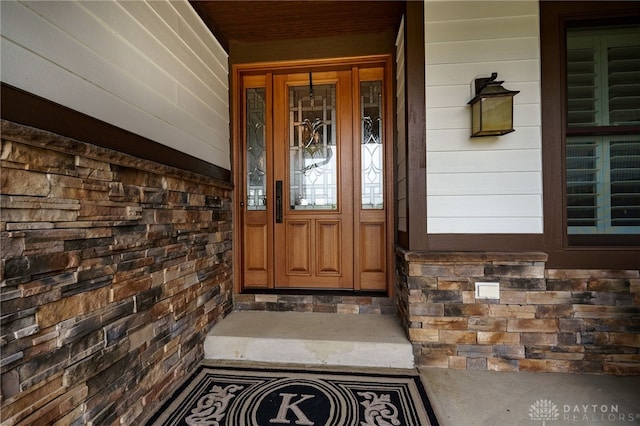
[610,139,640,226]
[608,45,640,125]
[567,139,599,227]
[567,47,598,127]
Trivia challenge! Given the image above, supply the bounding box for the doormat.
[145,365,439,425]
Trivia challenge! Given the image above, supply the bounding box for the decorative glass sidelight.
[289,83,337,210]
[361,81,384,209]
[246,88,267,210]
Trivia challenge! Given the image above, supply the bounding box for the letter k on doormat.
[145,365,439,425]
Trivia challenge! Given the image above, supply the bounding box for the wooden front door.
[237,59,391,292]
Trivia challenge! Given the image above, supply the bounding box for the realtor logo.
[529,399,560,425]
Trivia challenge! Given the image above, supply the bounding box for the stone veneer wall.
[396,248,640,375]
[234,293,396,315]
[0,121,233,425]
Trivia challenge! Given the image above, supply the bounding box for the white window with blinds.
[566,26,640,235]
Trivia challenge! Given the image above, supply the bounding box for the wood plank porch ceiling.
[190,1,405,49]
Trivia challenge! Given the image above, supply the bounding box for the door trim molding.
[232,55,395,295]
[232,55,392,75]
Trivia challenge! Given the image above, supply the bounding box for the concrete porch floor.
[202,311,640,425]
[421,368,640,426]
[204,311,415,368]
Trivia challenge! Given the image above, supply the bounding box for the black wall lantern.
[468,72,519,137]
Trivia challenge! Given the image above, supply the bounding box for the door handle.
[275,180,283,223]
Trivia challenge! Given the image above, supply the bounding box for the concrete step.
[204,311,414,369]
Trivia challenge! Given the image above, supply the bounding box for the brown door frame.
[232,55,395,294]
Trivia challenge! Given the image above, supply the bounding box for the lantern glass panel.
[481,96,513,133]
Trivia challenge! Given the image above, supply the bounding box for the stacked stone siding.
[234,293,396,315]
[0,121,233,425]
[396,249,640,375]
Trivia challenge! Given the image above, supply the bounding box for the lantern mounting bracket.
[474,72,500,95]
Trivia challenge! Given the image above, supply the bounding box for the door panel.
[359,221,386,290]
[354,74,387,291]
[241,76,273,288]
[274,71,354,289]
[244,220,268,281]
[361,222,384,272]
[316,220,341,275]
[285,220,311,274]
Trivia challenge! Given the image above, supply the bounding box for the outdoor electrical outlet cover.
[475,282,500,300]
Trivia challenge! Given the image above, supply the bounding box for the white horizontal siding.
[427,149,541,173]
[428,172,542,196]
[429,194,542,217]
[424,0,542,234]
[428,217,543,234]
[427,127,541,152]
[427,59,540,87]
[427,37,539,65]
[426,15,538,42]
[425,1,538,22]
[0,0,230,170]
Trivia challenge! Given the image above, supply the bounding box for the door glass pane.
[361,80,384,209]
[246,88,267,210]
[289,84,337,210]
